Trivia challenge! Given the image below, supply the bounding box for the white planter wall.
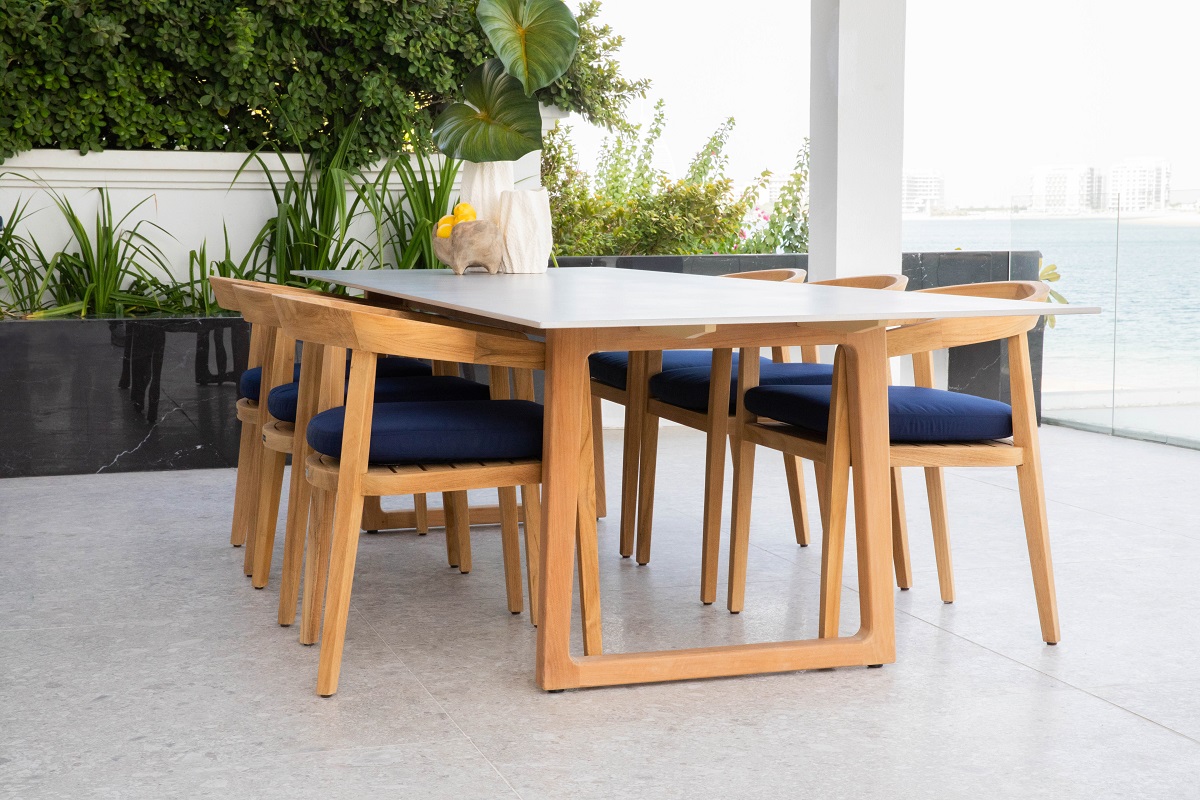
[0,110,557,281]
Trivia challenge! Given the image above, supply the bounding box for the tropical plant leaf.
[433,59,543,163]
[477,0,580,96]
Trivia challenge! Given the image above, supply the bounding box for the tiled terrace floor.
[2,426,1199,798]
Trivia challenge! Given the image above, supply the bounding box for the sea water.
[903,216,1200,416]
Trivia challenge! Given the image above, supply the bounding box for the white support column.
[808,0,907,281]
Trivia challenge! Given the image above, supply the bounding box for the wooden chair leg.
[619,355,650,557]
[924,466,954,602]
[521,483,542,627]
[725,432,757,613]
[1008,332,1060,644]
[316,484,367,696]
[783,453,812,547]
[445,491,471,574]
[360,496,384,532]
[230,420,259,547]
[1016,459,1060,644]
[250,447,287,586]
[698,422,729,603]
[634,412,660,566]
[414,493,429,534]
[890,468,913,590]
[300,486,335,645]
[277,455,314,625]
[591,393,607,519]
[442,492,461,568]
[498,486,524,614]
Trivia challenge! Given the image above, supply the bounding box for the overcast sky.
[566,0,1200,207]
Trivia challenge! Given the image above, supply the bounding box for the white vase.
[499,188,553,274]
[459,160,514,227]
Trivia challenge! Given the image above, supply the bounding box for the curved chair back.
[888,280,1049,358]
[811,274,908,291]
[273,293,545,371]
[209,276,262,312]
[724,268,806,283]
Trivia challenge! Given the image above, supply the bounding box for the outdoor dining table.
[296,266,1095,691]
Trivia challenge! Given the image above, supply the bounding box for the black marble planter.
[0,317,250,478]
[901,250,1045,422]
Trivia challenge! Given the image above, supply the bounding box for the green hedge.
[0,0,646,164]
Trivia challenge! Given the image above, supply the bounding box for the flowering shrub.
[543,103,750,255]
[543,103,809,256]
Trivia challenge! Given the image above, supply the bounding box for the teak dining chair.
[271,292,603,696]
[633,273,908,605]
[229,283,495,623]
[588,268,807,563]
[728,280,1059,644]
[208,277,318,576]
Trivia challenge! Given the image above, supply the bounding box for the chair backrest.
[724,268,807,283]
[811,274,908,291]
[272,293,545,371]
[887,280,1048,359]
[209,276,261,313]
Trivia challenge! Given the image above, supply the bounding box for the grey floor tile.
[2,425,1199,797]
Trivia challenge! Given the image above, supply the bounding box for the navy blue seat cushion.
[589,350,735,391]
[744,384,1014,443]
[649,361,835,414]
[239,356,430,402]
[307,400,544,464]
[267,376,490,423]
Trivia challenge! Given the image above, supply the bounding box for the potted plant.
[432,0,580,273]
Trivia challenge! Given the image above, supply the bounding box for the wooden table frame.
[535,321,894,690]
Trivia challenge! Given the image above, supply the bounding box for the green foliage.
[375,154,462,270]
[236,121,379,288]
[740,141,811,255]
[433,59,545,163]
[477,0,581,97]
[1039,261,1069,328]
[0,0,643,165]
[0,197,58,318]
[435,0,579,162]
[171,228,271,317]
[541,106,755,256]
[0,181,182,318]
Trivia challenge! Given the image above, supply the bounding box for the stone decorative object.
[498,188,553,274]
[459,160,513,227]
[432,220,504,275]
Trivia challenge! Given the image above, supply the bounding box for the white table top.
[295,268,1097,330]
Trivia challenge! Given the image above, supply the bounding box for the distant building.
[1107,159,1171,212]
[902,172,944,214]
[1030,165,1103,213]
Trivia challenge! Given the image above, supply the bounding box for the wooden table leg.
[842,327,897,661]
[536,329,590,690]
[549,327,895,689]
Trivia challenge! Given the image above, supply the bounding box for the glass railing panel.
[1110,199,1200,447]
[1012,210,1119,435]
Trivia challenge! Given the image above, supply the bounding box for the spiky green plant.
[236,120,377,287]
[375,154,461,269]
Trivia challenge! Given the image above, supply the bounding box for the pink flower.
[738,229,748,239]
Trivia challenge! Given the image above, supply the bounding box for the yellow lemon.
[435,222,454,239]
[453,202,476,223]
[437,214,456,230]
